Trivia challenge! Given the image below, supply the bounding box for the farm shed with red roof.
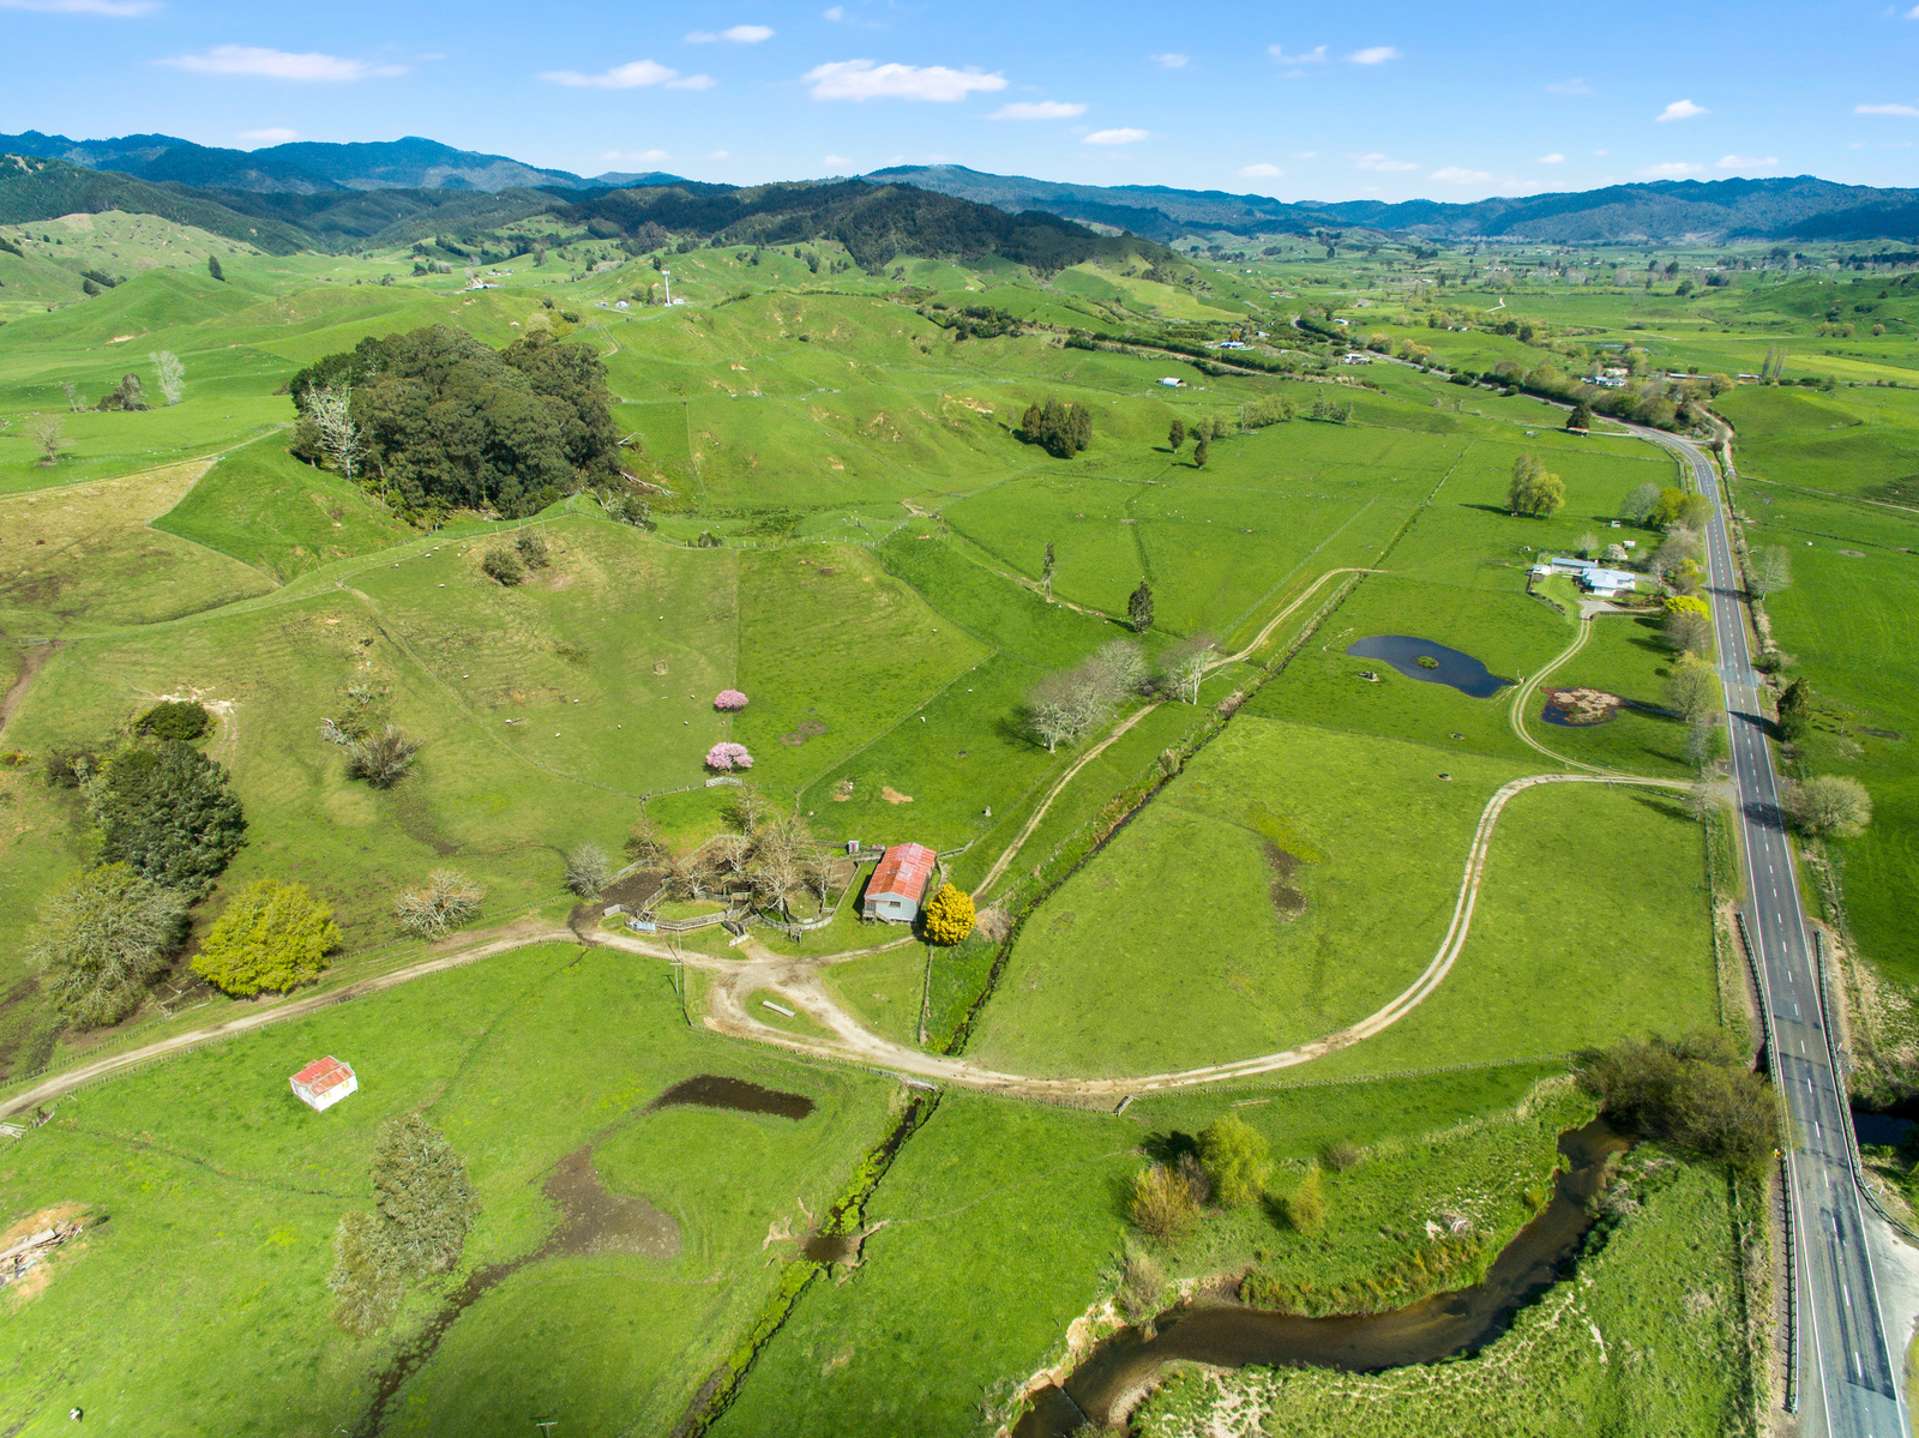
[290,1056,358,1112]
[861,843,936,923]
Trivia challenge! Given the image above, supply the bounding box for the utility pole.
[661,268,672,306]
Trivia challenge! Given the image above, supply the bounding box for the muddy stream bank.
[1015,1119,1629,1437]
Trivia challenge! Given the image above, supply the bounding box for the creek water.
[1345,636,1511,698]
[1014,1120,1629,1437]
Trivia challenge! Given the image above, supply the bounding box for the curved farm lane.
[0,916,566,1120]
[1507,612,1602,773]
[4,771,1684,1117]
[695,771,1687,1101]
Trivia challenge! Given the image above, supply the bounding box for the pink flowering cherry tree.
[713,689,749,712]
[705,741,754,771]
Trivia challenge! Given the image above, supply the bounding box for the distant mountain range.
[3,128,1916,246]
[867,164,1919,244]
[0,130,678,194]
[0,153,1165,273]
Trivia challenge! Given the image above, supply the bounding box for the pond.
[1346,636,1512,699]
[1014,1120,1628,1437]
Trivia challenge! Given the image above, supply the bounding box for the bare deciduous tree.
[393,870,485,937]
[307,384,366,484]
[1160,634,1216,704]
[1027,670,1081,754]
[150,350,185,406]
[30,413,63,466]
[1750,545,1792,598]
[564,843,612,897]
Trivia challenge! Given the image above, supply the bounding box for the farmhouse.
[1537,555,1639,597]
[1341,351,1372,365]
[862,842,936,923]
[290,1056,358,1112]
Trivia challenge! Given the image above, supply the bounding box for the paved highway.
[1638,424,1907,1437]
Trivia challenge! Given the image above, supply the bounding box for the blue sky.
[4,0,1918,201]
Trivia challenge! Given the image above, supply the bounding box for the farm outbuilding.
[290,1056,358,1112]
[861,843,936,923]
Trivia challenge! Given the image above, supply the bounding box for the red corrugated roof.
[291,1056,354,1093]
[867,843,936,902]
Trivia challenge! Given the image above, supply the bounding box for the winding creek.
[1014,1120,1629,1437]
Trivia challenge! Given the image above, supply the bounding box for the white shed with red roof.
[861,843,936,923]
[290,1056,358,1112]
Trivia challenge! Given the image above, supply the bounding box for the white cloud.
[708,148,732,161]
[992,100,1086,120]
[1267,44,1327,64]
[1150,52,1189,68]
[159,45,407,81]
[1545,77,1593,96]
[1354,151,1417,172]
[1908,4,1919,15]
[1656,98,1707,123]
[823,153,852,168]
[1430,165,1491,185]
[686,24,773,43]
[1718,153,1779,170]
[822,4,844,18]
[1856,102,1919,117]
[1537,152,1566,164]
[1239,162,1283,177]
[239,127,298,144]
[1347,46,1400,65]
[1084,127,1148,145]
[540,58,713,89]
[1641,160,1703,178]
[602,147,671,166]
[805,58,1005,101]
[0,0,156,12]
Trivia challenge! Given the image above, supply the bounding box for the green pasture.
[0,942,901,1438]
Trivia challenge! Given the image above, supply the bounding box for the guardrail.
[1735,910,1799,1415]
[1810,930,1919,1247]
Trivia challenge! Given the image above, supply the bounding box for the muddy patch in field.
[542,1147,680,1260]
[355,1144,677,1435]
[882,786,914,805]
[1263,843,1307,922]
[649,1074,815,1121]
[601,868,666,910]
[782,718,829,747]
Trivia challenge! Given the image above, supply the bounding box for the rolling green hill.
[0,155,308,254]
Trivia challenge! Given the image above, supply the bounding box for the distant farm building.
[862,843,936,923]
[290,1056,358,1112]
[1341,351,1372,365]
[1158,377,1185,388]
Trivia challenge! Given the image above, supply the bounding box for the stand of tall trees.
[1017,397,1092,459]
[289,326,621,519]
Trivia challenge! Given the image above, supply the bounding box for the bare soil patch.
[881,786,914,805]
[782,718,829,747]
[0,641,60,735]
[1263,844,1307,922]
[1,1202,89,1307]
